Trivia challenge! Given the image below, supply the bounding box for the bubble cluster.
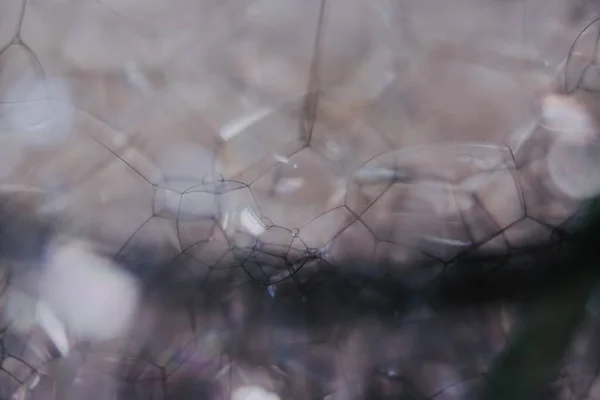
[0,1,599,399]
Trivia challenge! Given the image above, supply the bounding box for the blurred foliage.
[480,197,600,400]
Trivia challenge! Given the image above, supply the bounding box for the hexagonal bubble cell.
[342,143,530,261]
[59,154,156,255]
[214,99,310,184]
[250,147,348,230]
[218,184,265,243]
[237,225,313,285]
[348,143,515,197]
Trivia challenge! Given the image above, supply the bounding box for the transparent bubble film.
[3,1,600,399]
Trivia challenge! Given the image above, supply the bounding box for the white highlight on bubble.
[275,178,304,195]
[416,234,471,248]
[541,94,597,144]
[273,154,289,164]
[27,374,40,390]
[325,140,342,161]
[352,166,403,186]
[537,93,600,199]
[4,99,74,144]
[240,207,266,237]
[232,385,280,400]
[14,373,41,400]
[328,178,348,208]
[4,288,71,357]
[36,300,70,357]
[39,241,140,342]
[221,211,231,232]
[508,120,538,155]
[220,108,272,141]
[125,61,151,92]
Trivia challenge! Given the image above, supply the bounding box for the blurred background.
[2,0,600,399]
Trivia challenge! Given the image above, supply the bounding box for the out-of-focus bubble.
[540,93,600,199]
[235,40,308,100]
[2,98,75,146]
[59,2,158,71]
[0,43,74,146]
[541,94,597,144]
[39,241,140,342]
[547,142,600,199]
[1,79,74,147]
